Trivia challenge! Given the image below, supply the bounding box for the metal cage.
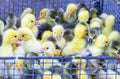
[0,56,119,79]
[0,0,120,79]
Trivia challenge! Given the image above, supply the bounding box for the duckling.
[62,23,87,56]
[0,29,20,78]
[102,15,115,36]
[52,24,66,49]
[41,41,61,56]
[4,13,17,31]
[81,35,109,75]
[38,8,48,24]
[16,7,34,28]
[64,3,77,23]
[40,30,53,44]
[43,70,62,79]
[17,27,42,55]
[64,58,91,79]
[21,14,38,37]
[10,59,24,79]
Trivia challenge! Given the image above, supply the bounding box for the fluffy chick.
[63,29,74,42]
[62,23,87,56]
[108,31,120,43]
[12,41,25,57]
[38,8,48,24]
[89,21,102,44]
[21,14,38,37]
[0,29,19,57]
[17,27,42,55]
[43,70,61,79]
[46,8,64,26]
[90,17,104,29]
[4,13,17,31]
[40,58,62,72]
[89,7,98,19]
[64,58,91,79]
[97,69,120,79]
[42,41,61,56]
[52,25,66,49]
[81,34,109,56]
[0,20,4,46]
[99,13,108,23]
[64,3,77,23]
[81,35,109,74]
[78,8,89,23]
[0,29,19,78]
[40,30,53,44]
[102,15,115,36]
[106,40,120,56]
[16,8,34,28]
[10,59,24,79]
[20,8,34,19]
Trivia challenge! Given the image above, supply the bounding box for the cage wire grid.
[0,0,120,79]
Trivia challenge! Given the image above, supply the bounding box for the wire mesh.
[0,56,119,79]
[0,0,120,79]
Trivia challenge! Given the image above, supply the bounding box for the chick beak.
[56,35,61,41]
[68,13,72,18]
[39,47,44,54]
[15,42,21,47]
[19,68,24,74]
[35,20,39,25]
[18,36,23,41]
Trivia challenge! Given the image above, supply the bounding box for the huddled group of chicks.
[0,2,120,79]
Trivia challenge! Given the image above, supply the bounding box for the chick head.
[52,25,64,41]
[3,29,19,44]
[6,13,17,25]
[78,9,89,22]
[42,41,55,56]
[72,59,86,69]
[108,40,120,56]
[18,27,35,41]
[20,8,34,18]
[94,34,109,48]
[105,15,115,28]
[21,14,36,28]
[16,59,24,74]
[39,8,48,19]
[99,13,108,22]
[41,30,53,42]
[90,21,101,29]
[74,23,87,38]
[91,17,103,28]
[16,59,24,69]
[67,3,77,18]
[108,31,120,42]
[0,20,4,32]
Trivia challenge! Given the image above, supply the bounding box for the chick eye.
[22,35,24,37]
[46,47,49,49]
[40,13,42,15]
[76,63,79,65]
[113,46,118,50]
[31,20,34,22]
[14,35,17,38]
[105,41,108,43]
[61,32,62,34]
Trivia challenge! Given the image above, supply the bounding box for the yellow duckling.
[62,23,87,56]
[39,8,48,24]
[21,14,38,37]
